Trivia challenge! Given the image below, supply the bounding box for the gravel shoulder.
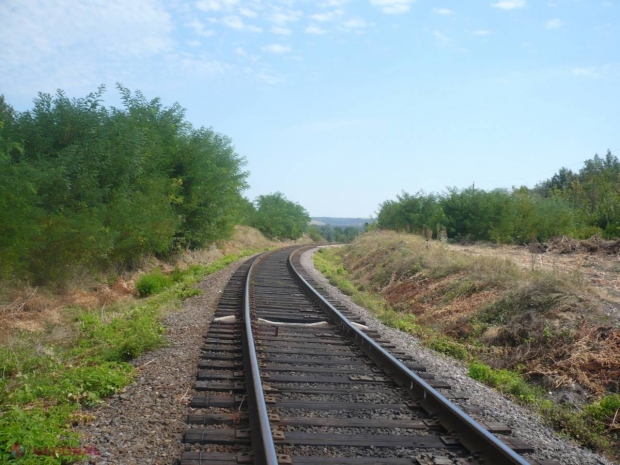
[77,258,248,465]
[300,246,614,465]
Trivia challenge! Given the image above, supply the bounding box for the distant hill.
[310,217,371,228]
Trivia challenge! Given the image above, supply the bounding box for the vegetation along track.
[180,247,561,465]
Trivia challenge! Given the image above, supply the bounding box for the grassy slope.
[313,231,620,457]
[0,226,303,464]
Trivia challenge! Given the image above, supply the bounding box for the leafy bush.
[0,87,249,283]
[136,270,173,297]
[252,192,309,240]
[468,362,538,402]
[426,336,469,360]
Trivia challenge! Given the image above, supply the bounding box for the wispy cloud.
[572,67,600,77]
[320,0,349,6]
[179,56,232,77]
[433,30,450,42]
[306,25,327,34]
[266,9,303,26]
[187,19,215,36]
[255,71,285,84]
[239,7,258,18]
[311,9,344,21]
[0,0,174,94]
[369,0,416,15]
[220,15,262,32]
[491,0,526,9]
[545,18,564,29]
[271,26,292,35]
[195,0,238,12]
[342,18,368,29]
[473,29,491,35]
[262,43,292,54]
[433,8,454,15]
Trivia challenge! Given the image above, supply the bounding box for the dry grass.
[0,226,308,345]
[337,230,618,396]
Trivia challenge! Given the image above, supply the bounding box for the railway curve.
[179,246,562,465]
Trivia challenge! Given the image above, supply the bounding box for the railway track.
[180,247,561,465]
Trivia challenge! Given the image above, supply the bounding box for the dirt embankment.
[336,231,620,398]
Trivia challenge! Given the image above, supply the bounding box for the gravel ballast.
[300,246,614,465]
[75,248,614,465]
[77,259,247,465]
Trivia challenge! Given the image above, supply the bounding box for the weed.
[426,336,469,360]
[468,362,540,402]
[135,269,173,297]
[0,248,263,464]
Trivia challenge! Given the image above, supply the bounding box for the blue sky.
[1,0,618,217]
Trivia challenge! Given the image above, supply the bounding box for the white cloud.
[369,0,416,15]
[311,9,344,21]
[572,67,599,77]
[187,19,215,36]
[342,18,367,29]
[320,0,349,6]
[433,30,449,42]
[222,15,245,29]
[306,25,327,34]
[234,46,247,55]
[179,56,231,77]
[545,18,564,29]
[262,43,291,53]
[433,8,454,15]
[0,0,174,95]
[220,15,262,32]
[195,0,238,12]
[271,26,292,35]
[266,9,303,25]
[473,29,491,35]
[239,8,258,18]
[256,71,285,84]
[491,0,526,9]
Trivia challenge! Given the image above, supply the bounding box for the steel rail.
[243,252,279,465]
[288,248,531,465]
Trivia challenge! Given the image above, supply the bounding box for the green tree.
[0,86,249,283]
[253,192,310,240]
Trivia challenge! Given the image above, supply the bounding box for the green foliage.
[469,363,620,453]
[537,151,620,239]
[377,187,579,244]
[426,336,469,360]
[252,192,310,240]
[0,249,260,464]
[307,225,324,242]
[313,224,361,243]
[377,151,620,243]
[0,86,249,283]
[379,310,420,334]
[468,362,539,402]
[136,269,174,297]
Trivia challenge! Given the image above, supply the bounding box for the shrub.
[135,270,173,297]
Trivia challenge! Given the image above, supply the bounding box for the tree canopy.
[376,151,620,243]
[0,86,249,282]
[250,192,310,240]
